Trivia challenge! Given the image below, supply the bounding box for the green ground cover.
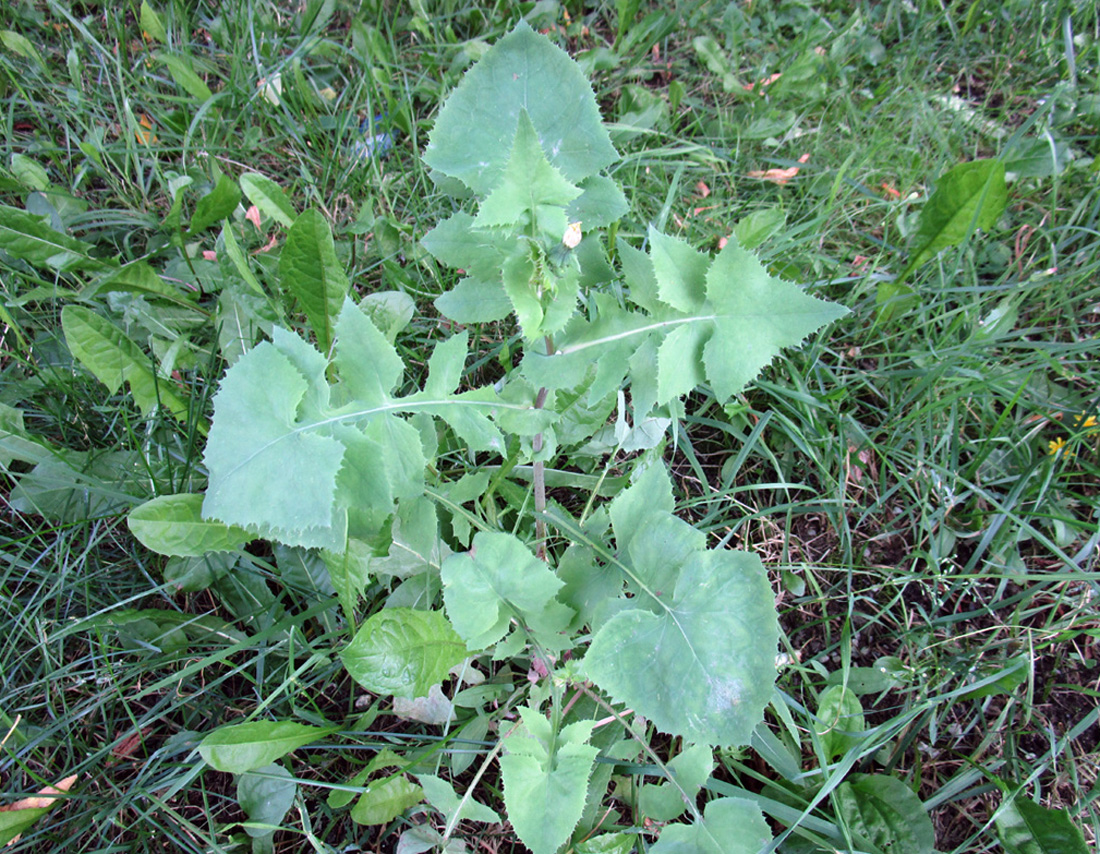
[1,1,1097,852]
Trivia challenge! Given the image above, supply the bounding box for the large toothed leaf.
[424,21,617,196]
[523,231,849,409]
[202,300,523,549]
[585,545,777,747]
[475,109,581,237]
[649,797,771,854]
[582,463,778,747]
[500,707,599,854]
[441,531,573,651]
[202,334,348,550]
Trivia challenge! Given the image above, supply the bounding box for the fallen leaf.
[1,775,78,812]
[245,205,262,230]
[202,250,218,261]
[695,181,710,198]
[881,182,901,198]
[747,153,810,185]
[743,72,782,92]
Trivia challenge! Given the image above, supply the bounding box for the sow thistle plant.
[128,22,848,852]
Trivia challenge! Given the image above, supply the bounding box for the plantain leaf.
[815,684,865,760]
[128,493,252,556]
[237,763,296,838]
[996,786,1089,854]
[340,608,466,698]
[836,774,935,854]
[200,721,338,773]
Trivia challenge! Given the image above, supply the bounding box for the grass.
[1,0,1098,851]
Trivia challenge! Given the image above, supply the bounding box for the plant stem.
[533,334,553,560]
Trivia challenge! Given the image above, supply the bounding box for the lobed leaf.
[649,797,771,854]
[424,21,617,196]
[523,229,849,411]
[500,707,599,854]
[202,299,529,549]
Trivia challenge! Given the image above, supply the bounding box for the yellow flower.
[1047,436,1071,456]
[1072,413,1097,429]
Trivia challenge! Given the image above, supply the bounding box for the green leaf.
[639,743,715,822]
[61,306,192,425]
[350,775,423,825]
[360,290,415,343]
[219,222,265,295]
[417,774,501,826]
[577,832,637,854]
[237,764,297,838]
[202,301,515,550]
[524,231,848,407]
[475,109,581,237]
[441,531,573,651]
[189,174,242,234]
[239,173,297,228]
[899,158,1007,282]
[583,465,778,747]
[835,774,935,854]
[279,209,349,352]
[0,807,53,847]
[500,707,599,854]
[649,797,771,853]
[199,721,338,773]
[83,261,195,308]
[11,153,49,191]
[322,540,372,624]
[0,30,44,68]
[155,51,213,101]
[424,21,618,196]
[128,493,252,556]
[996,788,1089,854]
[567,175,629,229]
[139,1,168,42]
[341,608,466,699]
[0,203,111,271]
[815,684,864,759]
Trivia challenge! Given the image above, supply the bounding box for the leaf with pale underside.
[500,707,599,854]
[202,299,531,549]
[424,21,617,196]
[523,230,848,410]
[441,531,573,652]
[583,462,778,747]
